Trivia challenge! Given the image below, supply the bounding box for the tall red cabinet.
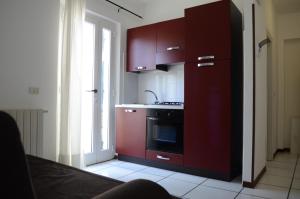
[184,1,243,180]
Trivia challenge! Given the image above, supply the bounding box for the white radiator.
[2,109,46,157]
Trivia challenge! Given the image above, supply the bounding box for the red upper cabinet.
[156,18,185,65]
[185,1,231,62]
[127,24,156,72]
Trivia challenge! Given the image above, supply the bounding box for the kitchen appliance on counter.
[146,109,184,154]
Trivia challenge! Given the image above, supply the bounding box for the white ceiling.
[273,0,300,14]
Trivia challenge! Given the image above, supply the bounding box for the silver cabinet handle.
[147,117,158,121]
[166,46,180,51]
[197,63,214,67]
[125,109,136,113]
[156,155,170,161]
[198,55,215,60]
[136,66,147,70]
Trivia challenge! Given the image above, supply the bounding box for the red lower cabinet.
[116,108,146,159]
[146,150,183,166]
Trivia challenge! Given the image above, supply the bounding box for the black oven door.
[146,115,183,154]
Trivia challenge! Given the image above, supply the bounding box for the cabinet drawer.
[146,150,183,166]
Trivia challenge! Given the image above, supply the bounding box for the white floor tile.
[295,169,300,179]
[183,185,237,199]
[118,171,164,182]
[289,189,300,199]
[169,172,207,184]
[274,155,297,164]
[94,166,135,179]
[259,174,292,188]
[292,179,300,189]
[157,177,198,197]
[142,167,174,177]
[83,162,113,172]
[266,167,294,178]
[105,159,124,166]
[202,178,242,192]
[117,162,148,171]
[241,184,289,199]
[236,193,267,199]
[267,161,295,171]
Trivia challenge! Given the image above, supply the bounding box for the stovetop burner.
[155,102,183,105]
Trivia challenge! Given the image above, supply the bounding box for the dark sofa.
[1,111,174,199]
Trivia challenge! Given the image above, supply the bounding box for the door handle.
[156,155,170,161]
[86,89,98,93]
[136,66,147,70]
[198,55,215,60]
[166,46,180,51]
[125,109,136,113]
[197,63,214,67]
[147,117,159,121]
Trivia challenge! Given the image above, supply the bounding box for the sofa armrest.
[92,179,172,199]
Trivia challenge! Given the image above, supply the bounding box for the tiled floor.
[84,152,299,199]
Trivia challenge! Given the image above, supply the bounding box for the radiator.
[2,109,46,157]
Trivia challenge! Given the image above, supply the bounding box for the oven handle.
[147,117,159,121]
[156,155,170,161]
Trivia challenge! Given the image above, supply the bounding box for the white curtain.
[57,0,86,168]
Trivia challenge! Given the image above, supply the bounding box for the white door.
[82,14,116,166]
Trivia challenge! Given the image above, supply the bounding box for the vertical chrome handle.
[125,109,136,113]
[197,63,214,67]
[198,56,215,60]
[166,46,180,51]
[156,155,170,161]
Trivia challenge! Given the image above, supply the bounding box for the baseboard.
[242,166,266,188]
[273,148,290,158]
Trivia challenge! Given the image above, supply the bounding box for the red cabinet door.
[156,18,185,65]
[127,24,156,72]
[116,108,146,159]
[185,1,231,62]
[184,60,232,174]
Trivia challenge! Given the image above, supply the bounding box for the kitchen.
[115,0,243,182]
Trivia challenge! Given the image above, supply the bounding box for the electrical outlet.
[28,87,40,95]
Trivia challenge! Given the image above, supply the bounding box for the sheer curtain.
[57,0,86,168]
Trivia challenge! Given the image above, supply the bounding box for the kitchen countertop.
[115,104,184,110]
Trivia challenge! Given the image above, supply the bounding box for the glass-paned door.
[82,14,116,166]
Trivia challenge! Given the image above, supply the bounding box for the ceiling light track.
[105,0,143,19]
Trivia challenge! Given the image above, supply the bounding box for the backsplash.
[138,64,184,104]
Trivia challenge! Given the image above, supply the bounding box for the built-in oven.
[146,109,183,154]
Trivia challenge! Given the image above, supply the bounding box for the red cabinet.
[156,18,185,65]
[184,0,243,179]
[185,1,231,62]
[184,60,232,173]
[127,24,156,72]
[127,18,185,72]
[116,108,146,159]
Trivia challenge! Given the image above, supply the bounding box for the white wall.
[242,0,268,183]
[138,65,184,104]
[283,39,300,152]
[242,0,254,183]
[253,0,267,180]
[264,0,279,159]
[0,0,60,161]
[277,12,300,149]
[142,0,243,25]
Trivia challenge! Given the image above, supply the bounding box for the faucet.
[144,90,159,104]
